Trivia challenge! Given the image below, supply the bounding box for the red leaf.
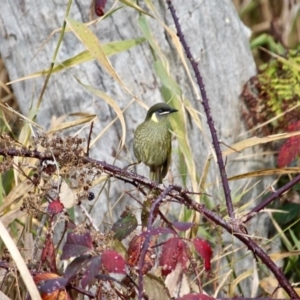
[278,121,300,167]
[38,277,68,294]
[159,237,189,276]
[34,273,71,299]
[61,232,93,260]
[81,256,102,288]
[34,272,60,283]
[64,255,91,280]
[193,238,212,271]
[41,235,57,273]
[127,235,155,274]
[67,220,76,230]
[41,236,54,262]
[102,250,126,274]
[177,293,214,300]
[127,235,143,267]
[48,200,64,215]
[287,121,300,132]
[95,0,107,16]
[41,290,72,300]
[278,135,300,167]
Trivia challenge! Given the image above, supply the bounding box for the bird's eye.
[157,109,163,113]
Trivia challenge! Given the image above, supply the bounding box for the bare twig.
[244,173,300,223]
[86,121,94,157]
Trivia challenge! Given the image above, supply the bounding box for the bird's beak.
[170,108,178,114]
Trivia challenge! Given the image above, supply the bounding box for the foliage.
[0,132,214,300]
[237,0,300,288]
[242,48,300,132]
[278,121,300,168]
[242,47,300,167]
[233,0,300,64]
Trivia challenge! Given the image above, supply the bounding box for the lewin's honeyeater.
[133,103,178,183]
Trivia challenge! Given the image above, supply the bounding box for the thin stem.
[244,173,300,223]
[137,186,173,300]
[36,0,72,110]
[166,0,235,218]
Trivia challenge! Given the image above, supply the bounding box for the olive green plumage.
[133,103,178,183]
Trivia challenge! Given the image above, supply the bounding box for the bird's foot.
[122,161,139,172]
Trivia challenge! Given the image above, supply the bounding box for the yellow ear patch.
[151,113,159,123]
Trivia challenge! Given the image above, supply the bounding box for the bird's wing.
[161,139,172,180]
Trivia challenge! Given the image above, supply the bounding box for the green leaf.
[274,203,300,225]
[160,85,198,188]
[74,78,126,150]
[120,0,153,18]
[138,15,166,64]
[144,273,170,300]
[66,17,125,89]
[10,38,146,84]
[112,211,138,240]
[154,60,181,95]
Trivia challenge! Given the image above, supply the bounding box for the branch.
[166,0,235,218]
[0,148,298,298]
[244,173,300,223]
[171,186,298,299]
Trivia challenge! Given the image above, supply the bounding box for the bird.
[133,103,178,183]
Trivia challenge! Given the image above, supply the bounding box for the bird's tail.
[150,167,162,184]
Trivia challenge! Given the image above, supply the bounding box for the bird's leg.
[123,161,140,171]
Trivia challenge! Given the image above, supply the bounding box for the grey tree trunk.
[0,0,274,296]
